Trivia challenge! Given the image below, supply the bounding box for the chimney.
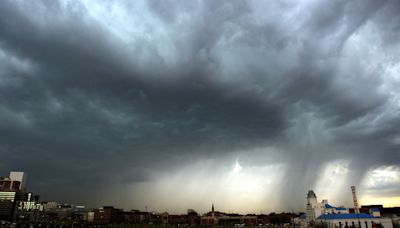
[351,186,360,214]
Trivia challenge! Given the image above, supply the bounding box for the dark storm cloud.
[0,0,285,192]
[0,0,399,210]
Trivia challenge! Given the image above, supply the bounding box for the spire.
[212,203,214,213]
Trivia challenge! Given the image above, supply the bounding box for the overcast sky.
[0,0,400,214]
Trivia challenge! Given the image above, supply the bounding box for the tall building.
[306,190,321,223]
[0,172,29,221]
[9,172,27,191]
[0,191,17,221]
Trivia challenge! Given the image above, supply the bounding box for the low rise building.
[200,204,258,226]
[316,213,393,228]
[296,189,395,228]
[92,206,124,224]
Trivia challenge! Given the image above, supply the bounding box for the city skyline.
[1,170,398,216]
[1,170,398,226]
[0,0,400,214]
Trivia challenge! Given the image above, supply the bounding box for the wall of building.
[317,217,393,228]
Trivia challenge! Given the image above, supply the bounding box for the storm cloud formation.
[0,0,400,213]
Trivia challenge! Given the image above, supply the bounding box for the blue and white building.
[295,190,393,228]
[323,203,349,214]
[316,213,393,228]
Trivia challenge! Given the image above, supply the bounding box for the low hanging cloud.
[0,0,399,213]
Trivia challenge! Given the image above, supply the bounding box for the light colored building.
[316,213,393,228]
[42,201,60,210]
[323,202,350,214]
[306,190,321,223]
[87,211,95,222]
[369,208,381,217]
[9,172,27,190]
[305,190,350,223]
[295,189,394,228]
[0,172,30,221]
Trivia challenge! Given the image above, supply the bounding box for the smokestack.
[351,186,360,214]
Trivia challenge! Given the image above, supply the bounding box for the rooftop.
[317,213,375,220]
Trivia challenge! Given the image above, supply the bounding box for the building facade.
[0,172,29,221]
[316,213,393,228]
[296,189,394,228]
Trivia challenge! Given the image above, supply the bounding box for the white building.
[323,202,350,214]
[316,213,393,228]
[296,190,393,228]
[9,171,27,190]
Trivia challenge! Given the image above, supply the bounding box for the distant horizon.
[35,200,399,215]
[1,0,399,214]
[17,170,400,214]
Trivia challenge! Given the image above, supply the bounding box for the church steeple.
[212,203,214,213]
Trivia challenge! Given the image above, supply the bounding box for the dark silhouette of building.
[361,205,400,217]
[187,209,200,226]
[124,210,152,224]
[93,206,124,224]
